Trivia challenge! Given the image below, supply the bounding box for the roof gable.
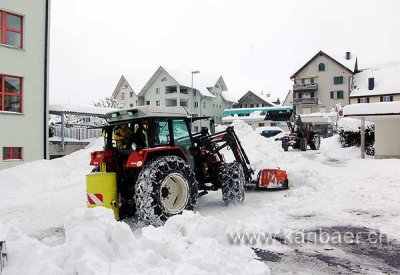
[238,90,275,106]
[112,75,136,98]
[291,50,355,79]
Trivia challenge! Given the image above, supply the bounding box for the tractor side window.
[172,119,191,149]
[154,119,170,146]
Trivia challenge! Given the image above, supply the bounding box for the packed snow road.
[0,120,399,274]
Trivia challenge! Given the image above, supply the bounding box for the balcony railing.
[293,97,318,104]
[293,83,318,91]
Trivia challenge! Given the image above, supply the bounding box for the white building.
[350,62,400,104]
[0,1,50,169]
[137,66,236,131]
[112,75,139,108]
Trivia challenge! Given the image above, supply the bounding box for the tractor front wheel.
[135,156,197,226]
[218,162,245,205]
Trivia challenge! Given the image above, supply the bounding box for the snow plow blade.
[0,241,7,274]
[257,169,289,189]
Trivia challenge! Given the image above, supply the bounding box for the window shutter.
[367,98,370,103]
[380,96,383,102]
[390,96,393,101]
[330,91,334,99]
[358,98,360,103]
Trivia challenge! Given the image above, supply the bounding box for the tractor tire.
[282,137,289,152]
[135,155,197,226]
[300,137,307,151]
[218,162,245,205]
[309,134,321,150]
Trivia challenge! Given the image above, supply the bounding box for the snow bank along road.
[0,120,399,274]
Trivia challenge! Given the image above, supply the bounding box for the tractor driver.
[114,124,133,149]
[131,120,148,149]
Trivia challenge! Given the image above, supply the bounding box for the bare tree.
[93,97,119,108]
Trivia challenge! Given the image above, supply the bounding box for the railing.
[293,83,318,91]
[293,97,318,104]
[52,126,103,140]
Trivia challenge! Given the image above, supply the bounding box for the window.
[194,102,198,108]
[358,97,369,103]
[130,92,133,98]
[0,10,23,48]
[146,101,150,105]
[318,63,325,71]
[154,119,170,145]
[172,119,191,150]
[333,76,344,85]
[213,104,215,108]
[203,102,206,109]
[0,74,23,112]
[3,147,22,160]
[161,77,167,82]
[121,93,125,100]
[129,103,133,107]
[381,95,393,102]
[156,88,160,94]
[330,90,344,99]
[156,100,160,106]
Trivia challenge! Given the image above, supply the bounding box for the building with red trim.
[0,1,50,169]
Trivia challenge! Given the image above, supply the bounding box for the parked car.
[255,126,285,138]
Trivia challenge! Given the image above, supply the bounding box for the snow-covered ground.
[1,120,399,274]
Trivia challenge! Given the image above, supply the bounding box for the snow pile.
[337,117,373,132]
[1,208,269,275]
[0,138,104,234]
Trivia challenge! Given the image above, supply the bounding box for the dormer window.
[318,63,325,71]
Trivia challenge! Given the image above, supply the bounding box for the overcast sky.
[49,0,400,105]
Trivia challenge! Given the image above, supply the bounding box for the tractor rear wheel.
[309,134,321,150]
[218,162,245,205]
[135,155,197,226]
[300,137,307,151]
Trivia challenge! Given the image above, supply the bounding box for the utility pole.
[191,70,200,130]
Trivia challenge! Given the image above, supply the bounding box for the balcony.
[293,97,318,104]
[293,83,318,91]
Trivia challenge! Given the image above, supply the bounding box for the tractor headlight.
[131,142,137,151]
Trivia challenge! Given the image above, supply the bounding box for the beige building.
[291,50,357,115]
[0,1,50,169]
[350,62,400,104]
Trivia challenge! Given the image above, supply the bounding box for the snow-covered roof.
[237,90,276,106]
[221,91,238,103]
[49,104,117,117]
[291,50,356,78]
[344,101,400,116]
[350,62,400,97]
[139,66,225,98]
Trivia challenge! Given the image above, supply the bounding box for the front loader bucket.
[0,241,7,274]
[257,169,289,189]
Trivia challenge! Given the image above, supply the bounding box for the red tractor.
[88,106,288,225]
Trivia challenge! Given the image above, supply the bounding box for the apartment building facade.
[290,51,357,115]
[134,66,236,130]
[0,1,50,169]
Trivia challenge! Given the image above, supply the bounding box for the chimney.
[345,52,351,60]
[368,77,374,90]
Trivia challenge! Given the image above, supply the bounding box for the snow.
[254,126,284,134]
[221,91,238,104]
[350,62,400,97]
[343,101,400,116]
[1,120,400,274]
[337,117,374,132]
[49,104,116,116]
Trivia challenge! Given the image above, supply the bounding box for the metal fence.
[52,126,102,140]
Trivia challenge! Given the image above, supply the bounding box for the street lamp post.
[191,70,200,130]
